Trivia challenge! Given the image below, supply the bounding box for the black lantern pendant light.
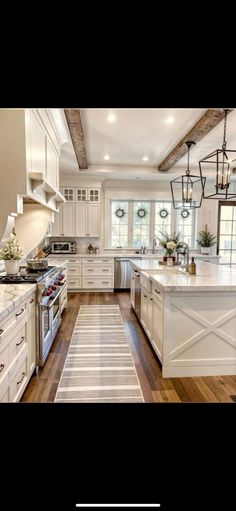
[170,141,206,209]
[199,109,236,199]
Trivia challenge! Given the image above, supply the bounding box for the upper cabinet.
[76,188,100,203]
[0,109,66,240]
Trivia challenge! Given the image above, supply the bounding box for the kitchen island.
[131,260,236,378]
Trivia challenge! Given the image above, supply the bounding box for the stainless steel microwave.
[51,241,76,254]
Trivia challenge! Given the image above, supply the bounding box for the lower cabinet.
[0,290,36,402]
[152,295,163,361]
[141,288,153,340]
[130,271,135,309]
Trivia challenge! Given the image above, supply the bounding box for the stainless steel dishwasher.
[114,257,141,290]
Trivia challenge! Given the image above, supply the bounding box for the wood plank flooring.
[21,292,236,403]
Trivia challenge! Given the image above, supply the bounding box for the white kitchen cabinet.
[52,203,75,236]
[87,203,100,237]
[76,187,100,203]
[27,295,36,376]
[63,188,75,202]
[146,296,153,340]
[46,138,58,189]
[76,188,87,202]
[152,293,163,362]
[141,290,148,332]
[30,110,46,175]
[75,203,87,236]
[88,188,100,202]
[75,203,100,237]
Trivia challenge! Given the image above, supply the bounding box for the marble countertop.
[0,283,37,323]
[49,253,220,259]
[48,258,69,267]
[149,262,236,292]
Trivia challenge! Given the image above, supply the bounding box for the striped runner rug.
[54,305,144,403]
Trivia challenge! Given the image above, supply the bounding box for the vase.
[163,254,176,263]
[4,259,20,275]
[200,247,210,255]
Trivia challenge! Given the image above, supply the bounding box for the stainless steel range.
[0,264,67,367]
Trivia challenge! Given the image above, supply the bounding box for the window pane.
[155,201,172,238]
[176,205,196,249]
[111,201,129,248]
[220,206,233,221]
[133,201,151,247]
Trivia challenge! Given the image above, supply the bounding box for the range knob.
[51,285,57,290]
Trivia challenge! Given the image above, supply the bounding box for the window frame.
[217,201,236,265]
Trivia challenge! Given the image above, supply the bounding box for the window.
[111,201,129,248]
[110,199,196,248]
[176,204,196,249]
[155,201,172,238]
[133,201,151,247]
[218,202,236,265]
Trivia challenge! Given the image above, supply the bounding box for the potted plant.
[157,231,182,262]
[197,224,216,255]
[0,233,22,274]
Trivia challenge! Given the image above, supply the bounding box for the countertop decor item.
[137,207,147,218]
[199,109,236,200]
[197,224,216,255]
[0,233,22,274]
[170,140,205,209]
[157,230,182,261]
[88,243,94,254]
[115,207,125,218]
[159,208,169,218]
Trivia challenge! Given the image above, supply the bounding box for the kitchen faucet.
[152,237,157,254]
[177,242,189,271]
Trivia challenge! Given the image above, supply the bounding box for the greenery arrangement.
[0,233,22,260]
[197,224,216,247]
[157,231,183,256]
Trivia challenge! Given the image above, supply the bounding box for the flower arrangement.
[197,224,216,248]
[157,231,182,256]
[0,233,22,260]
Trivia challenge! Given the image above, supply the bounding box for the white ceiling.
[59,108,236,180]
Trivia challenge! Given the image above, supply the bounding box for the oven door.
[39,303,51,365]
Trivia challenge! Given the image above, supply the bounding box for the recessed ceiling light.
[107,113,116,123]
[165,116,175,124]
[104,154,110,160]
[142,156,149,162]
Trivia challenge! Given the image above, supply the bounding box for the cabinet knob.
[0,363,5,373]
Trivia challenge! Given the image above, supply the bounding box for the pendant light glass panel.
[170,141,205,209]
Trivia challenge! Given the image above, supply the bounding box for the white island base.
[162,290,236,378]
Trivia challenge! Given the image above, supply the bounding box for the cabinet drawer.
[67,258,81,264]
[83,257,114,265]
[10,356,28,402]
[83,265,113,276]
[28,294,36,316]
[9,322,27,365]
[67,278,81,289]
[0,342,9,382]
[68,266,81,276]
[152,284,163,303]
[82,277,114,289]
[0,371,10,402]
[0,301,27,344]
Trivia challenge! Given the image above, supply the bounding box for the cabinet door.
[87,203,100,237]
[152,298,163,361]
[146,296,153,340]
[141,290,148,332]
[62,203,76,236]
[46,138,58,189]
[88,188,100,202]
[30,111,46,174]
[75,203,87,237]
[63,188,75,202]
[130,272,135,309]
[52,206,63,236]
[28,304,36,376]
[76,188,87,202]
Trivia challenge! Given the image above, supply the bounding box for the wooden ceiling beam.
[158,109,234,172]
[64,109,88,169]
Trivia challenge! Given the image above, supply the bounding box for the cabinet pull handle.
[70,269,76,272]
[102,269,109,272]
[150,298,153,301]
[30,298,34,304]
[102,282,109,284]
[87,281,94,284]
[0,364,5,373]
[154,289,160,294]
[0,328,4,335]
[144,295,147,298]
[17,372,26,385]
[16,308,24,317]
[69,282,76,284]
[16,336,25,347]
[87,269,94,272]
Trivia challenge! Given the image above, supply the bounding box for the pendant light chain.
[186,145,190,175]
[222,109,228,150]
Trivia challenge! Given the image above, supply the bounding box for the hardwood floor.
[21,292,236,403]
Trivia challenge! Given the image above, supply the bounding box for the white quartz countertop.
[149,262,236,292]
[0,283,37,323]
[48,258,69,267]
[49,253,220,259]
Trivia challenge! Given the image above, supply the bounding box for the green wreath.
[115,207,126,218]
[181,209,190,219]
[137,208,147,218]
[159,208,169,219]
